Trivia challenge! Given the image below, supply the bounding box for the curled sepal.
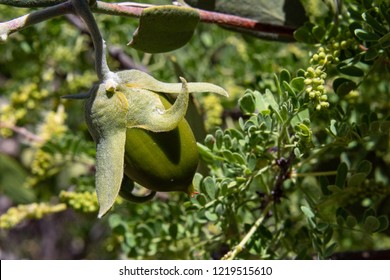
[85,84,129,218]
[117,70,228,97]
[122,77,189,132]
[116,69,228,133]
[119,175,156,203]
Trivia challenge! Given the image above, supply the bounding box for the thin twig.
[0,1,296,41]
[222,202,273,260]
[0,0,66,7]
[93,2,295,40]
[0,1,73,41]
[65,14,147,72]
[0,122,44,143]
[72,0,113,82]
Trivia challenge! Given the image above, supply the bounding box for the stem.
[0,122,44,143]
[71,0,112,82]
[1,1,296,42]
[0,1,72,41]
[222,202,273,260]
[293,170,338,177]
[0,0,66,7]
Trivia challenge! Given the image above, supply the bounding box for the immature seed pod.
[82,69,228,217]
[123,94,199,195]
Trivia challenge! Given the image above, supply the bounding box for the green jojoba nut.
[123,94,199,195]
[83,69,228,218]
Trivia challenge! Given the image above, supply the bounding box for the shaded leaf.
[347,173,367,187]
[239,93,256,114]
[335,162,348,189]
[312,25,326,41]
[333,77,357,96]
[337,63,365,77]
[377,215,389,232]
[354,29,380,41]
[129,5,200,53]
[363,216,380,232]
[356,160,372,175]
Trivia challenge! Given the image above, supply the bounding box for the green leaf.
[377,215,389,232]
[336,207,349,220]
[363,216,380,232]
[333,78,357,96]
[346,215,357,228]
[291,108,310,127]
[324,242,337,258]
[282,81,296,97]
[205,211,218,221]
[169,224,178,239]
[196,193,207,206]
[294,25,315,43]
[202,176,216,199]
[337,63,365,77]
[290,77,305,92]
[280,69,291,84]
[365,47,379,61]
[363,208,377,221]
[348,7,362,21]
[239,93,256,114]
[263,89,281,115]
[197,143,224,163]
[253,90,271,115]
[347,173,367,187]
[301,205,315,219]
[356,160,372,175]
[379,32,390,49]
[129,5,200,53]
[363,12,387,34]
[380,3,390,27]
[312,25,326,41]
[335,162,348,189]
[354,29,380,41]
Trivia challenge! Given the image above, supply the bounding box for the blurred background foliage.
[0,0,389,259]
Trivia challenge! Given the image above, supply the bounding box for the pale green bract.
[84,70,228,218]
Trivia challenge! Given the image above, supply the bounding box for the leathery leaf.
[129,5,200,53]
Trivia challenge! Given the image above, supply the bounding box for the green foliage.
[129,5,200,53]
[0,0,389,259]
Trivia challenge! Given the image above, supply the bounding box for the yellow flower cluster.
[0,202,66,229]
[59,191,98,213]
[202,94,224,130]
[37,105,68,142]
[305,38,355,110]
[0,83,48,137]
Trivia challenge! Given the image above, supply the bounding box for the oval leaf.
[332,77,357,96]
[337,63,365,77]
[354,29,380,41]
[129,5,200,53]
